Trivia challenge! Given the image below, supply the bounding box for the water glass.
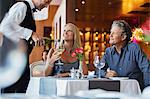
[94,55,105,78]
[97,62,105,78]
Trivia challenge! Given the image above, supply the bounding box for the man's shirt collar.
[111,43,129,55]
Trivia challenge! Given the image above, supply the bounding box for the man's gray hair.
[112,20,132,42]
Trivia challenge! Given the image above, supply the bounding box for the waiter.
[0,0,52,93]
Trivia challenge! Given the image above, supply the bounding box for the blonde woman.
[45,23,88,77]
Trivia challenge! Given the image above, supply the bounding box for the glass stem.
[98,68,101,78]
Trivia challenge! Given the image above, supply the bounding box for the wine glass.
[94,55,100,78]
[55,39,65,53]
[55,40,65,75]
[94,55,105,79]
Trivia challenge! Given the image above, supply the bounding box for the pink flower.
[71,52,76,57]
[75,48,83,54]
[71,47,83,61]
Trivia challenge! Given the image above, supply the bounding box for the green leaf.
[144,35,150,42]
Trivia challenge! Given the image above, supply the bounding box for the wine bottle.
[29,37,52,47]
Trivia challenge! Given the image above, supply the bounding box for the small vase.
[79,60,82,71]
[78,60,84,79]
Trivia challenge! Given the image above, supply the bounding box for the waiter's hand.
[0,32,3,47]
[31,32,44,46]
[105,69,118,78]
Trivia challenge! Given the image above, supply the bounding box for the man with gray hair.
[98,20,150,90]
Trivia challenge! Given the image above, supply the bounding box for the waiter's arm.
[0,2,33,42]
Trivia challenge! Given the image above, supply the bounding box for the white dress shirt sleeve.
[0,2,33,42]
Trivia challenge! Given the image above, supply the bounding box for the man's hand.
[31,32,44,46]
[105,69,118,78]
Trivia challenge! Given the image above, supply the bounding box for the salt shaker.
[70,67,75,79]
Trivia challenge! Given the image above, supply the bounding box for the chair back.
[30,60,46,77]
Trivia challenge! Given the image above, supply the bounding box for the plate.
[108,77,129,80]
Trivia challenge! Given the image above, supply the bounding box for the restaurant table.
[0,93,84,99]
[2,93,144,99]
[26,77,141,96]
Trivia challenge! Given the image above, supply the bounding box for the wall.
[53,0,66,40]
[29,5,58,64]
[0,0,15,22]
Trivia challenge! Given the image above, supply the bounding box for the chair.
[30,60,46,77]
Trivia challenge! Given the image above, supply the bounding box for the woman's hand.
[45,48,63,76]
[54,73,70,78]
[50,50,62,62]
[46,48,62,67]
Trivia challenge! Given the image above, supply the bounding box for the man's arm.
[0,2,32,42]
[99,48,118,78]
[135,44,150,72]
[135,44,150,87]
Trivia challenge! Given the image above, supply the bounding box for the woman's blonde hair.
[60,23,82,51]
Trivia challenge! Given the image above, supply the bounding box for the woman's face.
[109,26,124,45]
[63,25,74,41]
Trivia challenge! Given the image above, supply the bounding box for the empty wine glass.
[94,55,100,68]
[94,55,105,78]
[55,39,65,53]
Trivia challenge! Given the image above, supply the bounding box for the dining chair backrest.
[30,60,46,77]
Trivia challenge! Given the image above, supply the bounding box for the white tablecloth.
[56,79,89,96]
[26,77,141,96]
[120,79,141,95]
[26,77,41,96]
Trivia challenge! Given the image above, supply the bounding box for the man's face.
[109,26,124,45]
[36,0,51,11]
